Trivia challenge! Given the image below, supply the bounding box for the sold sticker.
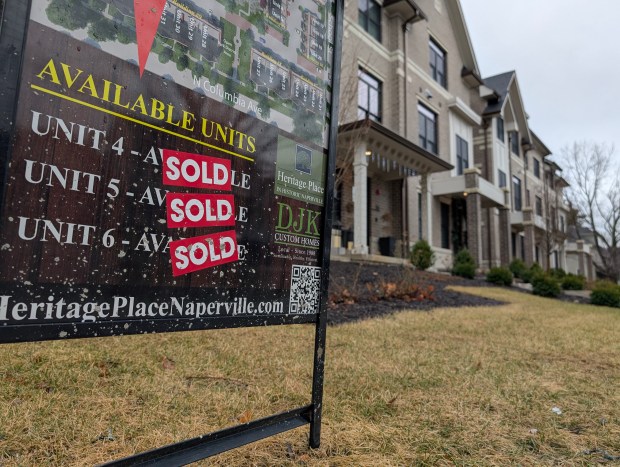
[170,230,239,276]
[164,150,239,276]
[163,149,231,190]
[166,193,236,228]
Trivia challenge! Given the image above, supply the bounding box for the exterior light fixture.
[365,150,372,156]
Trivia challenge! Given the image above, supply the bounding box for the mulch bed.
[326,261,505,325]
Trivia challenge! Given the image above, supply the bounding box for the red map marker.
[134,0,167,76]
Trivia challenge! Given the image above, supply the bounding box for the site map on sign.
[33,0,334,148]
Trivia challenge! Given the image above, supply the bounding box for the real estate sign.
[0,0,339,343]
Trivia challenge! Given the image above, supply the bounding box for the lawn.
[0,287,618,465]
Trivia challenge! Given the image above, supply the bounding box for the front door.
[451,198,467,253]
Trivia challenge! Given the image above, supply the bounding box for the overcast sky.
[460,0,620,160]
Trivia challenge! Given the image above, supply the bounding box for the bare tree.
[334,25,377,188]
[561,141,620,281]
[331,27,374,232]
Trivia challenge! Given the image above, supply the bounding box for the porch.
[333,119,452,261]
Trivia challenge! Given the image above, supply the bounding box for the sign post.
[0,0,343,461]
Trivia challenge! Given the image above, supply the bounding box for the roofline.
[481,72,515,116]
[383,0,427,23]
[530,130,552,157]
[445,0,482,78]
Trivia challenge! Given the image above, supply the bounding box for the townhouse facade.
[331,0,595,280]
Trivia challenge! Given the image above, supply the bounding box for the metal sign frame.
[0,0,343,461]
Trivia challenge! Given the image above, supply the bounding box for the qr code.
[289,265,322,314]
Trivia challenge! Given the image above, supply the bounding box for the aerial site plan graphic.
[35,0,332,146]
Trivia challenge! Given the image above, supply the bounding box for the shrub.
[410,239,435,271]
[522,262,543,284]
[452,249,476,279]
[550,268,567,279]
[561,274,585,291]
[590,281,620,308]
[531,273,561,298]
[530,263,543,276]
[509,259,527,280]
[486,267,513,286]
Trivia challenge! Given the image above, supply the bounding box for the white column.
[421,173,432,242]
[406,176,417,247]
[353,144,368,254]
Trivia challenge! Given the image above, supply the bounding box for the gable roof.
[444,0,482,81]
[482,70,531,143]
[482,71,514,115]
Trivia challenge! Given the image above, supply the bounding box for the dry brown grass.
[0,287,619,465]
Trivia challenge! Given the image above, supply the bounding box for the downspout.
[401,7,424,256]
[521,142,533,263]
[483,119,490,180]
[483,120,492,267]
[521,143,531,254]
[507,131,516,258]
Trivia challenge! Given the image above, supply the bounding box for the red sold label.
[163,150,232,190]
[166,193,236,228]
[170,231,239,276]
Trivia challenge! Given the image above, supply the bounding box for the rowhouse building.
[332,0,594,277]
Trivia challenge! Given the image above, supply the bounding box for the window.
[429,39,446,88]
[441,203,450,249]
[533,158,541,178]
[358,0,381,42]
[498,170,507,188]
[456,136,468,175]
[513,176,522,211]
[496,117,504,142]
[358,68,382,122]
[510,131,519,155]
[560,215,565,232]
[418,104,437,153]
[535,196,543,216]
[526,189,531,207]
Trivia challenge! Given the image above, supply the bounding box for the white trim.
[345,18,393,61]
[448,97,482,126]
[357,60,387,83]
[428,32,448,57]
[407,59,452,101]
[346,17,476,113]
